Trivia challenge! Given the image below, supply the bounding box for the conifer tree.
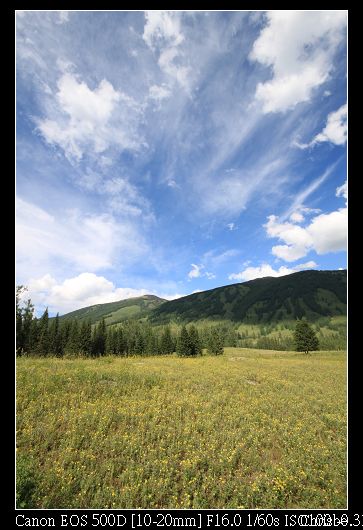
[79,320,92,357]
[65,319,81,356]
[116,327,125,356]
[145,328,158,356]
[293,320,319,354]
[134,328,146,355]
[48,313,62,357]
[92,319,106,356]
[160,326,174,354]
[207,327,224,355]
[176,326,191,356]
[35,308,50,356]
[188,325,202,356]
[27,318,38,354]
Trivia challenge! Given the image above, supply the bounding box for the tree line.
[16,287,225,358]
[16,286,321,357]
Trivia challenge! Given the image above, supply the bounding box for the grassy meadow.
[16,348,346,509]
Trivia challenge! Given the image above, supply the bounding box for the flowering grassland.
[16,348,346,509]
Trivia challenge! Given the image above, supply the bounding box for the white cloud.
[143,11,191,91]
[16,197,147,280]
[149,84,172,101]
[27,272,185,314]
[336,180,347,199]
[158,47,191,91]
[249,11,346,113]
[296,104,347,148]
[188,263,203,279]
[228,260,317,282]
[294,260,318,270]
[37,73,145,162]
[289,212,304,223]
[265,193,347,262]
[187,263,215,280]
[307,208,347,254]
[312,104,347,146]
[143,11,184,50]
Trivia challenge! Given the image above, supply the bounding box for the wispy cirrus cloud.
[16,12,347,313]
[16,197,148,280]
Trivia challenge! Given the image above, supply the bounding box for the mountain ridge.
[149,269,346,324]
[58,294,166,325]
[58,269,346,326]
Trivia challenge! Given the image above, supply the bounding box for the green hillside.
[149,270,346,324]
[59,295,166,325]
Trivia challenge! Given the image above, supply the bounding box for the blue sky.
[16,10,347,315]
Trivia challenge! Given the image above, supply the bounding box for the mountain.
[149,270,347,324]
[59,295,166,325]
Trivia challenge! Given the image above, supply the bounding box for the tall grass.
[16,348,346,509]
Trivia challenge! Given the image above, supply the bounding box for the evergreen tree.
[207,327,224,355]
[293,320,319,354]
[160,326,174,354]
[79,320,92,357]
[28,318,39,354]
[92,319,106,356]
[65,319,81,356]
[59,320,72,355]
[116,327,125,356]
[176,326,191,357]
[145,328,158,356]
[105,327,115,355]
[188,325,202,356]
[134,328,146,355]
[35,308,50,356]
[48,313,62,357]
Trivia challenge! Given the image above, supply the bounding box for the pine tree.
[188,325,202,356]
[34,308,50,356]
[28,318,39,354]
[65,319,81,356]
[293,320,319,354]
[207,327,224,355]
[145,328,158,356]
[116,327,125,356]
[48,313,62,357]
[59,320,72,355]
[160,326,174,354]
[92,319,106,356]
[79,320,92,357]
[176,326,191,357]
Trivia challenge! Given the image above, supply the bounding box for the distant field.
[16,348,346,509]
